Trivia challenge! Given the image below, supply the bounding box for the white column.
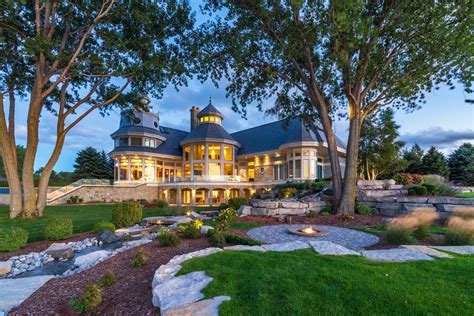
[204,144,209,180]
[190,144,194,181]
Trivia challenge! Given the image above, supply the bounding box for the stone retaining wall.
[244,199,327,216]
[357,196,474,219]
[48,184,159,205]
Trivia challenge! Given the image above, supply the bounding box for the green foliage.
[216,208,238,231]
[228,197,247,210]
[307,210,317,218]
[407,187,417,196]
[70,283,102,313]
[415,186,428,196]
[413,225,431,241]
[448,143,474,185]
[422,183,436,195]
[73,147,113,180]
[222,233,262,246]
[111,201,143,228]
[311,180,329,192]
[183,225,202,239]
[280,187,297,199]
[208,231,226,248]
[154,199,169,208]
[132,247,150,268]
[385,227,415,245]
[320,207,331,215]
[93,221,116,233]
[420,147,450,178]
[359,109,406,179]
[0,227,28,252]
[159,228,180,247]
[98,270,116,288]
[354,204,372,215]
[67,196,83,204]
[44,218,73,240]
[402,144,425,174]
[445,229,474,246]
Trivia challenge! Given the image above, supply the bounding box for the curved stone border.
[248,224,379,249]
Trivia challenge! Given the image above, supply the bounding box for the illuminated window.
[144,138,155,147]
[224,146,233,161]
[288,161,294,177]
[216,117,221,124]
[131,165,143,181]
[119,165,128,180]
[194,163,204,178]
[193,144,205,160]
[208,145,221,160]
[200,117,204,122]
[119,158,128,164]
[208,162,221,177]
[295,160,301,178]
[248,161,255,180]
[130,158,142,164]
[204,116,209,122]
[156,166,163,181]
[224,164,233,176]
[210,116,215,122]
[184,164,191,178]
[184,146,191,161]
[303,159,309,178]
[131,138,142,146]
[144,164,155,181]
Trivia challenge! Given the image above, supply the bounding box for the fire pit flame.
[288,225,328,237]
[302,226,318,234]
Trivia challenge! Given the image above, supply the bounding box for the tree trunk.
[21,87,43,218]
[36,135,66,215]
[317,107,343,212]
[337,107,362,215]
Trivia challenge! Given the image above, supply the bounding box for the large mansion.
[110,101,346,206]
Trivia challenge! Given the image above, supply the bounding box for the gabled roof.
[181,123,239,145]
[231,118,346,156]
[197,103,224,119]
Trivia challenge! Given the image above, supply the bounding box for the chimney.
[190,106,200,131]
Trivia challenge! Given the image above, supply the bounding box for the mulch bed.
[234,214,387,228]
[0,232,96,261]
[10,237,210,315]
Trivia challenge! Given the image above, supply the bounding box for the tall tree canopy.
[358,108,405,180]
[448,143,474,185]
[402,144,424,174]
[198,0,472,214]
[73,147,113,180]
[420,146,450,178]
[0,0,195,218]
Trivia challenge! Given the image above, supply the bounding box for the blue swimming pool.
[0,187,9,194]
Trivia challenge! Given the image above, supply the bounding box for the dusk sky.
[9,2,474,172]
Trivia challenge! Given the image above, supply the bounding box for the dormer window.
[199,115,221,125]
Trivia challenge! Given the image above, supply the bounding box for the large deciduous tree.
[358,108,405,180]
[0,0,194,218]
[198,0,472,214]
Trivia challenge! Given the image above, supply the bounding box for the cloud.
[399,127,474,153]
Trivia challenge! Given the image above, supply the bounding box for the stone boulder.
[74,250,111,267]
[44,243,74,260]
[279,201,308,209]
[162,296,231,316]
[238,205,251,216]
[0,261,12,278]
[200,225,214,234]
[97,230,120,244]
[251,200,279,209]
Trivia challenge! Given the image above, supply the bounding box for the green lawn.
[0,205,182,243]
[179,249,474,315]
[455,192,474,198]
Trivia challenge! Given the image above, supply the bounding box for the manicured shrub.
[183,225,201,239]
[67,195,83,204]
[311,180,329,192]
[111,201,142,228]
[216,208,238,231]
[158,228,180,247]
[354,204,372,215]
[431,183,458,196]
[222,233,261,246]
[70,283,102,313]
[422,182,436,195]
[407,187,417,196]
[385,227,415,245]
[413,225,431,241]
[228,197,247,210]
[208,231,225,248]
[393,173,424,185]
[93,221,116,233]
[307,210,317,218]
[155,199,169,208]
[98,270,116,288]
[132,247,150,268]
[0,227,28,252]
[44,218,73,240]
[280,187,297,199]
[320,207,331,215]
[415,186,428,196]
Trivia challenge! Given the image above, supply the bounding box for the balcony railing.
[170,175,242,183]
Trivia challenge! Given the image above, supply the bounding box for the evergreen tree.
[359,109,406,180]
[73,147,113,180]
[402,144,425,174]
[420,146,449,178]
[448,143,474,185]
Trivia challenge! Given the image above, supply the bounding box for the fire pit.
[288,226,328,237]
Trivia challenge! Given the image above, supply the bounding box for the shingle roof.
[231,118,346,156]
[110,125,188,157]
[197,103,224,119]
[181,123,238,144]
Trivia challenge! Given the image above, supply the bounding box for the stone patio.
[248,224,379,249]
